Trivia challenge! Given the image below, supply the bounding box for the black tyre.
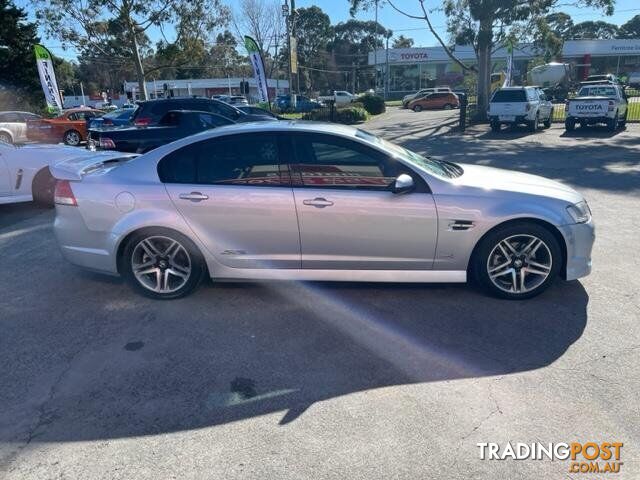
[607,112,618,132]
[443,103,453,110]
[619,111,627,127]
[121,228,206,299]
[527,114,539,132]
[0,131,13,144]
[32,167,56,206]
[413,105,423,112]
[565,118,576,131]
[472,222,562,300]
[63,129,82,146]
[490,122,500,133]
[543,109,552,128]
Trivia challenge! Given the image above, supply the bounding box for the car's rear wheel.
[565,118,576,131]
[472,223,562,300]
[413,105,423,112]
[0,132,13,144]
[121,229,206,299]
[63,129,81,146]
[443,103,453,110]
[543,109,553,128]
[490,122,500,133]
[527,114,539,132]
[607,112,619,132]
[32,167,56,206]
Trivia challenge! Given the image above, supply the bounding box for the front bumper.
[558,220,595,281]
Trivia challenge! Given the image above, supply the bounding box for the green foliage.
[335,106,369,124]
[301,105,369,124]
[0,0,43,111]
[619,15,640,39]
[392,35,414,49]
[356,93,385,115]
[568,20,619,39]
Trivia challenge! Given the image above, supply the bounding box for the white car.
[318,91,356,105]
[0,142,123,205]
[0,111,42,144]
[565,82,628,131]
[488,87,553,133]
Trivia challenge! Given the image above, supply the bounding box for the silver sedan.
[51,122,594,300]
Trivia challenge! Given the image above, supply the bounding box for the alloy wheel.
[131,236,192,293]
[64,131,80,146]
[486,234,553,294]
[0,132,12,144]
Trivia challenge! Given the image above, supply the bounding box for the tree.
[330,20,391,92]
[392,35,414,48]
[32,0,230,100]
[619,15,640,39]
[0,0,42,110]
[568,20,619,39]
[348,0,614,118]
[281,6,334,92]
[532,13,574,59]
[233,0,284,79]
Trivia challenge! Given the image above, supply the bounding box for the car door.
[0,146,13,197]
[289,132,438,270]
[161,132,301,269]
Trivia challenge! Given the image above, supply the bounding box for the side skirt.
[213,269,467,283]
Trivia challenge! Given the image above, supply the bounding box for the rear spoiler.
[50,152,138,181]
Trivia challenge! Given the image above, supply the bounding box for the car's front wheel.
[121,229,206,299]
[472,223,562,300]
[413,105,423,112]
[63,129,81,146]
[0,131,13,144]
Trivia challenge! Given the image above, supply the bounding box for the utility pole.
[385,35,390,100]
[282,0,295,106]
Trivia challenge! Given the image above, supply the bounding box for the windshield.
[578,86,617,97]
[356,129,462,178]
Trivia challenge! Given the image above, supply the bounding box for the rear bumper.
[489,114,531,125]
[558,220,595,281]
[54,205,119,275]
[566,115,612,124]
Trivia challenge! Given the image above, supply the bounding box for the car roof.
[186,120,359,141]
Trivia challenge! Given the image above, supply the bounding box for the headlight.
[567,201,591,224]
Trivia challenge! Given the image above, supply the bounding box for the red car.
[408,92,460,112]
[27,108,105,146]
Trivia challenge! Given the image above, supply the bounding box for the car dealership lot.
[1,111,639,479]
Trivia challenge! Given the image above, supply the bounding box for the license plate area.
[499,115,515,121]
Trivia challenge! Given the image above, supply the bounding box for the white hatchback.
[488,87,553,133]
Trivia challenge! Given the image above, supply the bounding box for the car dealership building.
[368,38,640,97]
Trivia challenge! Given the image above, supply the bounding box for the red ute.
[27,108,105,146]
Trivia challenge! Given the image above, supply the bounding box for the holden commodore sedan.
[51,122,594,300]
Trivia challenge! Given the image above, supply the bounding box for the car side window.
[67,113,78,121]
[1,112,20,122]
[157,133,290,187]
[290,133,413,191]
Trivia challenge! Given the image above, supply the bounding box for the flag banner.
[34,44,63,112]
[244,36,269,103]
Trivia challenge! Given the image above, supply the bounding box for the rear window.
[491,90,527,102]
[578,86,617,97]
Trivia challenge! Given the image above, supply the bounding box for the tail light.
[99,137,116,149]
[608,100,614,111]
[134,117,152,126]
[54,180,77,206]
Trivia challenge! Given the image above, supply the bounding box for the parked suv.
[130,98,274,126]
[488,87,553,133]
[408,92,459,111]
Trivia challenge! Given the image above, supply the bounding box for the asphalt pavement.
[1,108,638,479]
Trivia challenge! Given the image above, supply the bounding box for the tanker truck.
[528,63,572,101]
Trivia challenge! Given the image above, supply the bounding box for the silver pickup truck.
[565,82,628,132]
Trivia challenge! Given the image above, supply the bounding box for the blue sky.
[15,0,640,60]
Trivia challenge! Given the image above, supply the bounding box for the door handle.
[179,191,209,202]
[303,197,334,208]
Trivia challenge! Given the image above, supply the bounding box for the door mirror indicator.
[392,174,415,194]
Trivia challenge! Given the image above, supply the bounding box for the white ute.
[565,82,628,132]
[488,86,553,133]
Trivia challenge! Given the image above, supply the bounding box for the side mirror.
[392,173,415,194]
